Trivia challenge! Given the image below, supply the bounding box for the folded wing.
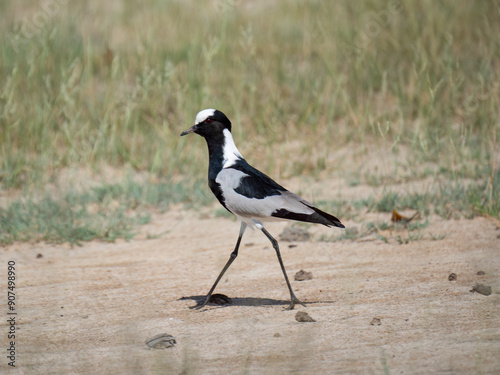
[216,160,344,228]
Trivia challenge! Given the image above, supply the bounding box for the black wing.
[229,159,287,199]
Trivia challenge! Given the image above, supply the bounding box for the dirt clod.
[370,317,382,326]
[209,293,232,305]
[36,253,43,259]
[477,270,486,276]
[145,333,176,349]
[448,273,457,281]
[470,284,492,296]
[280,226,310,242]
[273,333,281,337]
[295,269,313,281]
[295,311,316,322]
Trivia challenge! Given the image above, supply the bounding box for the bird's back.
[215,159,344,228]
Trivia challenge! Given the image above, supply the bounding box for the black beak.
[180,125,197,136]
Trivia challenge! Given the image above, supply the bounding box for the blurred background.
[0,0,499,243]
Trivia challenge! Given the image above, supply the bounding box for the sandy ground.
[1,201,499,374]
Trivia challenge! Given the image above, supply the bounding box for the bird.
[180,109,344,310]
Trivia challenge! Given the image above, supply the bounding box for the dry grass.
[0,0,499,243]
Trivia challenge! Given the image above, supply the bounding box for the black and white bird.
[180,109,344,310]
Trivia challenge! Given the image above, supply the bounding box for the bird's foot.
[285,295,306,310]
[189,296,209,310]
[190,293,232,310]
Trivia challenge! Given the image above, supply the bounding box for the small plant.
[429,233,447,241]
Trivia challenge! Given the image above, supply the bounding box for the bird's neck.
[206,129,243,180]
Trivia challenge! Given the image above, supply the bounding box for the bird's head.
[180,109,232,138]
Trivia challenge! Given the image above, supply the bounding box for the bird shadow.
[178,295,335,310]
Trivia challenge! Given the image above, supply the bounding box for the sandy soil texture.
[1,203,499,374]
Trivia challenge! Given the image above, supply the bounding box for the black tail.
[272,205,345,228]
[309,205,345,228]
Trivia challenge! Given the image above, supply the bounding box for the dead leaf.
[391,209,420,224]
[391,209,409,222]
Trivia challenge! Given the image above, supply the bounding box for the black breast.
[209,179,231,212]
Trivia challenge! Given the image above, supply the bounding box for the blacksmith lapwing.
[180,109,344,310]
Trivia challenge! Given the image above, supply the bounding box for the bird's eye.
[206,118,212,124]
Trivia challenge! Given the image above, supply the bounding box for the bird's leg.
[256,223,306,310]
[192,221,247,309]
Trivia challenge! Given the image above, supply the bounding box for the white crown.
[195,109,216,125]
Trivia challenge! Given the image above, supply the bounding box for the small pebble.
[295,269,313,281]
[273,333,281,337]
[477,270,485,276]
[280,226,310,242]
[36,253,43,259]
[295,311,316,322]
[145,333,176,349]
[370,317,382,326]
[470,284,492,296]
[448,273,457,281]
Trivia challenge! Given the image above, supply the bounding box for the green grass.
[332,172,500,219]
[0,177,211,245]
[316,173,499,243]
[0,1,499,243]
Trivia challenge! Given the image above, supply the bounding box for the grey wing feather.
[216,168,344,227]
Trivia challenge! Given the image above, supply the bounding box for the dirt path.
[1,205,499,374]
